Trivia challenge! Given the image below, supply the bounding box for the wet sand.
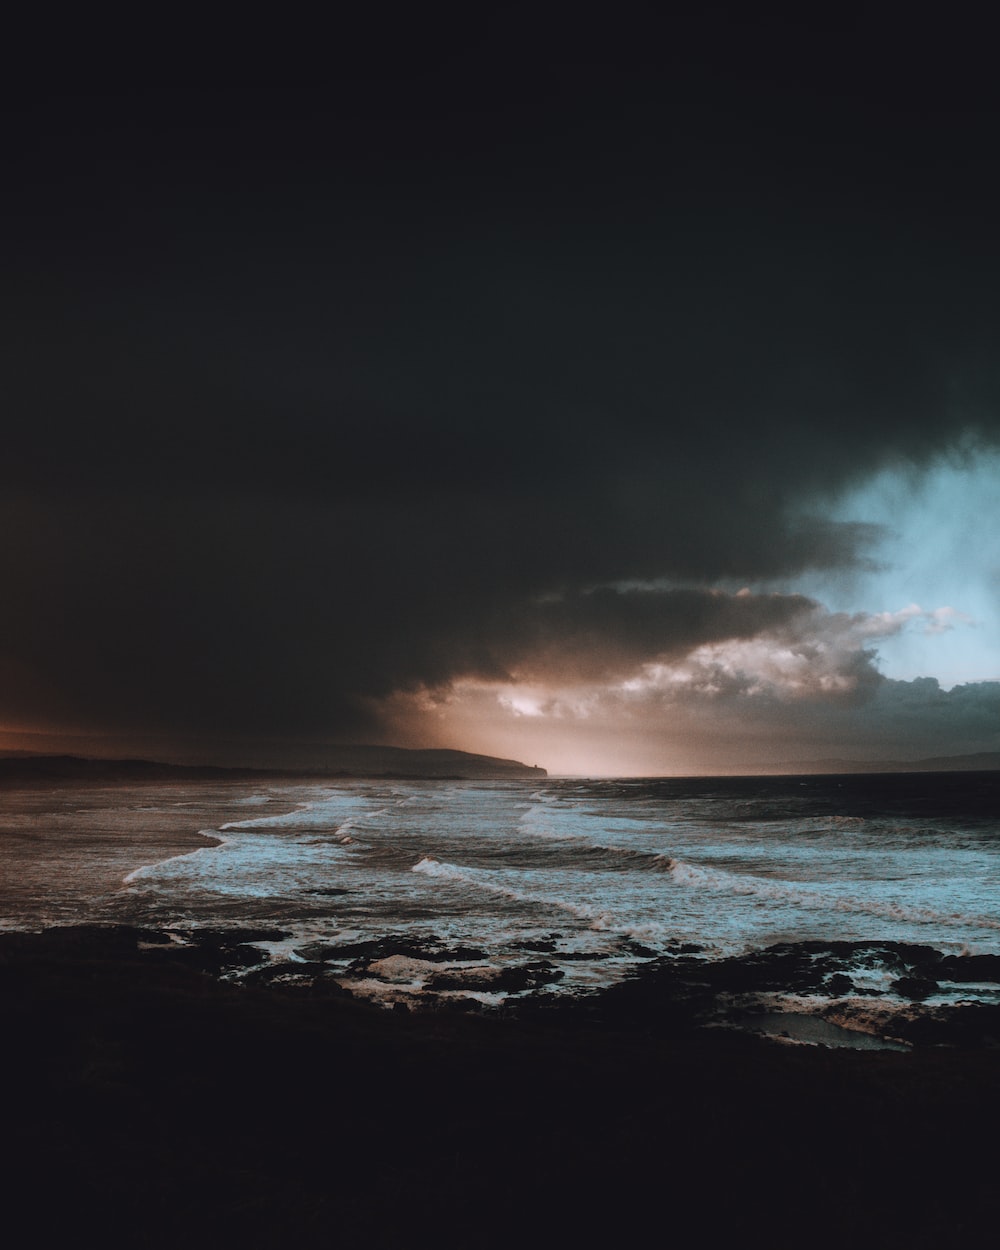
[2,926,998,1248]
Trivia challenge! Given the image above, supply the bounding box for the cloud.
[375,601,998,772]
[1,80,999,764]
[479,586,820,683]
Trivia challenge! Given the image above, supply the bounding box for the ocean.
[4,771,999,1035]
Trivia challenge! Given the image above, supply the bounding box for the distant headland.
[0,746,546,783]
[773,750,1000,775]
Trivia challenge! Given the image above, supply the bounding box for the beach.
[3,923,999,1248]
[4,772,1000,1245]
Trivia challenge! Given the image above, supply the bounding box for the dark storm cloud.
[487,587,819,683]
[2,26,999,749]
[650,675,1000,767]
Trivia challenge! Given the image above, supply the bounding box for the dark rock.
[441,946,490,962]
[318,937,489,964]
[934,954,1000,983]
[144,943,265,974]
[494,962,565,993]
[426,961,565,994]
[884,1002,1000,1047]
[426,968,501,991]
[189,927,288,948]
[319,940,386,960]
[293,942,346,962]
[0,924,163,961]
[892,976,938,1000]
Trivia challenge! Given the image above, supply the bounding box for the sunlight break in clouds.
[378,597,998,775]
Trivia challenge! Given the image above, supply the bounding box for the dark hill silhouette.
[0,746,546,783]
[774,751,1000,775]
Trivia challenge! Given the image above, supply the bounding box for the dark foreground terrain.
[2,927,998,1248]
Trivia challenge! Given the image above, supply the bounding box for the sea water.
[3,772,998,1010]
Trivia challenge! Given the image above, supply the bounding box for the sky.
[2,14,999,775]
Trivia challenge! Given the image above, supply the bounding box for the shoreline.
[3,923,999,1246]
[6,923,1000,1048]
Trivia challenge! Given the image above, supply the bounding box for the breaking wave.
[663,855,1000,932]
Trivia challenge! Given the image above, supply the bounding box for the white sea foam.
[412,856,552,907]
[518,814,580,841]
[7,774,1000,1019]
[123,832,229,884]
[219,795,368,831]
[411,856,669,943]
[662,855,1000,933]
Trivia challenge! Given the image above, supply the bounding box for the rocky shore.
[3,925,999,1247]
[48,921,996,1049]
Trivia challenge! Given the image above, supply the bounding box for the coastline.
[3,925,999,1246]
[119,919,1000,1050]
